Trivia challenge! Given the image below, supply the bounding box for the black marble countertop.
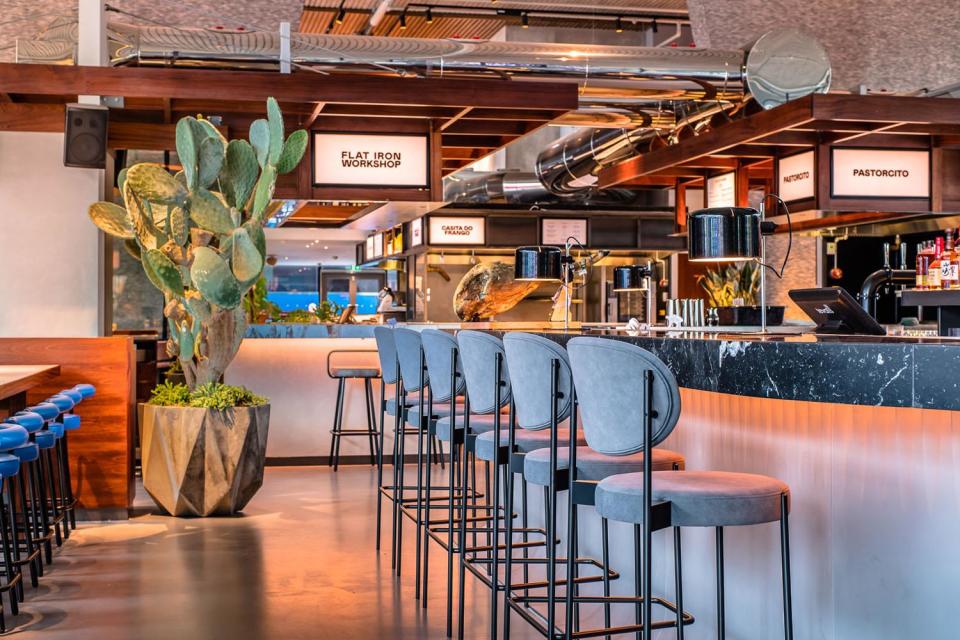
[523,330,960,411]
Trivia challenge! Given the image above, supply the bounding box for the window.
[320,271,385,315]
[266,265,320,312]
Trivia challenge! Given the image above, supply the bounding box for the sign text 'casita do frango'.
[313,133,429,188]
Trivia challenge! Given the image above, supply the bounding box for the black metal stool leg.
[375,380,387,551]
[716,526,725,640]
[634,524,643,640]
[674,527,684,640]
[0,479,20,616]
[31,458,52,565]
[395,404,407,577]
[43,450,63,548]
[365,379,377,465]
[53,440,70,541]
[60,434,77,530]
[15,471,39,589]
[780,494,794,640]
[602,517,612,640]
[330,378,346,471]
[4,480,23,604]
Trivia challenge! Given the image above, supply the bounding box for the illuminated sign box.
[777,150,816,202]
[429,216,485,245]
[831,148,930,199]
[410,218,423,247]
[706,172,736,208]
[313,133,429,188]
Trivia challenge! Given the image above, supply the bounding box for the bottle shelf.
[901,289,960,307]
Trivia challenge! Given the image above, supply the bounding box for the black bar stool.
[326,349,381,471]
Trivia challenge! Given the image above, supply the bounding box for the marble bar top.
[521,330,960,411]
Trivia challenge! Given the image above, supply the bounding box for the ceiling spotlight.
[521,12,529,28]
[399,11,407,29]
[323,245,329,250]
[426,7,433,24]
[615,16,624,33]
[652,18,658,33]
[335,3,346,24]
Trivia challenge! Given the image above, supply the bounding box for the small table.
[0,365,61,415]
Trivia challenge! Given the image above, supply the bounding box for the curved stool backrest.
[567,337,681,455]
[503,333,574,431]
[373,327,400,385]
[421,330,465,404]
[457,331,511,415]
[394,328,428,393]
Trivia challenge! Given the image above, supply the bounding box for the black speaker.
[64,103,108,169]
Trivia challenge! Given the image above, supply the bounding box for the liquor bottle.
[916,242,931,289]
[929,236,945,289]
[942,229,959,289]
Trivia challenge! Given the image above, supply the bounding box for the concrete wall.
[0,131,102,336]
[687,0,960,92]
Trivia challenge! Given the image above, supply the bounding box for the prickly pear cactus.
[89,98,307,388]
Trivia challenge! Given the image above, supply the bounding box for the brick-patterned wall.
[688,0,960,92]
[765,233,819,322]
[0,0,303,63]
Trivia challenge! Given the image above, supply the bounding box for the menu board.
[707,172,736,208]
[364,236,374,262]
[541,218,587,245]
[372,233,383,258]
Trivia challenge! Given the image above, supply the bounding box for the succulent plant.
[89,98,307,388]
[696,261,760,308]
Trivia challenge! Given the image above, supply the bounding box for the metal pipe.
[859,269,916,318]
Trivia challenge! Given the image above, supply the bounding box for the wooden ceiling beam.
[304,102,326,129]
[441,134,507,148]
[442,119,530,136]
[0,63,578,111]
[439,107,473,132]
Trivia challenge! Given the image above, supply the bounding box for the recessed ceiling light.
[323,245,329,250]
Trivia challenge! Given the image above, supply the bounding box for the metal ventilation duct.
[534,28,831,195]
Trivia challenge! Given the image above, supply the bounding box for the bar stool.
[22,402,67,549]
[326,350,380,471]
[0,448,23,633]
[503,333,636,637]
[393,328,453,597]
[4,412,52,566]
[46,392,80,529]
[568,337,794,640]
[373,327,427,568]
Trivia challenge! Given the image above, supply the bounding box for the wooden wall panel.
[0,338,135,519]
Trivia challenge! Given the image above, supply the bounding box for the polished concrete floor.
[10,465,550,640]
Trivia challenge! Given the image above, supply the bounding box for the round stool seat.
[0,454,20,478]
[474,427,588,462]
[62,414,81,431]
[28,402,60,422]
[523,446,686,487]
[7,412,44,432]
[61,388,84,404]
[596,470,790,528]
[11,443,38,463]
[73,383,96,398]
[435,412,507,441]
[47,393,76,412]
[34,432,56,449]
[46,423,65,439]
[0,425,29,451]
[330,366,380,378]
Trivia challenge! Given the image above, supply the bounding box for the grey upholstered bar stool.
[373,326,424,566]
[326,350,380,472]
[569,337,793,640]
[393,328,453,598]
[503,332,686,639]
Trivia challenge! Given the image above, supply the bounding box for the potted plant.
[88,98,307,516]
[697,261,785,326]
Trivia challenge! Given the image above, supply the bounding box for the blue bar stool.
[25,402,66,550]
[46,392,79,531]
[0,423,28,632]
[326,351,381,472]
[4,412,48,570]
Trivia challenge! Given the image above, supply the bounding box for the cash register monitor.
[788,287,887,335]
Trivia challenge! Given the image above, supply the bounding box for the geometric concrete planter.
[140,404,270,516]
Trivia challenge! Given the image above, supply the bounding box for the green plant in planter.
[150,380,267,410]
[88,98,307,389]
[244,276,281,324]
[697,261,760,307]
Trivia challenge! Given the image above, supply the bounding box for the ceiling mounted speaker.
[64,103,108,169]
